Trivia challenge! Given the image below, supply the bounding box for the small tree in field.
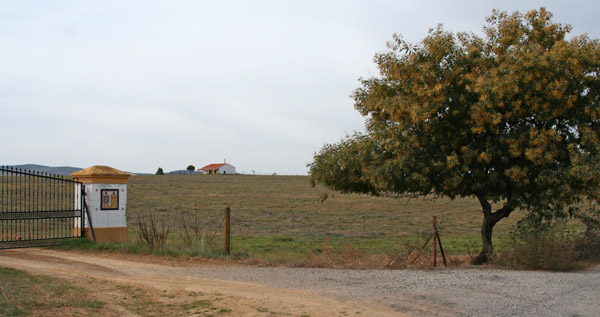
[187,165,196,174]
[156,167,164,175]
[309,8,600,264]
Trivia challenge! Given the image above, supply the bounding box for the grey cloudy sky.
[1,1,598,175]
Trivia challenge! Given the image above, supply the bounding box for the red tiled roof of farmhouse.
[200,163,227,170]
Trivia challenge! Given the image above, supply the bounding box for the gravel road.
[1,249,599,316]
[167,263,600,316]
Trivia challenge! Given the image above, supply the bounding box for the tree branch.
[490,206,514,224]
[477,194,514,224]
[477,194,492,217]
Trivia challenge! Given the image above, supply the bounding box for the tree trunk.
[473,213,496,264]
[472,195,514,265]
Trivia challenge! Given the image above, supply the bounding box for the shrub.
[174,203,221,254]
[574,205,600,261]
[501,218,582,271]
[385,230,437,269]
[134,209,170,249]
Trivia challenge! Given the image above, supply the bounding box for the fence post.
[224,207,231,254]
[432,216,437,267]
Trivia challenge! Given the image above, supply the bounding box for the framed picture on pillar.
[101,189,119,210]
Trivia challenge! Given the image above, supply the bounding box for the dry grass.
[128,174,524,239]
[125,174,530,265]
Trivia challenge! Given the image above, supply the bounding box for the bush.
[174,203,221,254]
[134,209,170,249]
[574,205,600,261]
[500,218,582,271]
[129,205,225,257]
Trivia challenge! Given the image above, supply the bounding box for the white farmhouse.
[198,163,236,175]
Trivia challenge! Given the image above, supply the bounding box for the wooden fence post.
[431,216,447,267]
[224,207,231,254]
[437,228,448,267]
[432,216,437,267]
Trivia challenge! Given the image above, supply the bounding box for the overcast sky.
[1,1,598,175]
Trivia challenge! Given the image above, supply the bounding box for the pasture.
[126,174,526,265]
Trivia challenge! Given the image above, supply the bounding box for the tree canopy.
[309,8,600,263]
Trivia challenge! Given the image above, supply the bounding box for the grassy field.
[126,174,529,265]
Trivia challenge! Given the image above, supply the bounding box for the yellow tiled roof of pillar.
[71,165,131,184]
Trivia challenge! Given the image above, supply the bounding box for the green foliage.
[187,165,195,173]
[156,167,164,175]
[309,8,600,261]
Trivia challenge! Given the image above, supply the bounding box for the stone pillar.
[72,165,130,242]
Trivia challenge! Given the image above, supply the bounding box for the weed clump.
[130,205,224,258]
[502,220,580,271]
[498,206,600,271]
[304,242,390,269]
[573,206,600,261]
[135,209,170,249]
[174,203,222,254]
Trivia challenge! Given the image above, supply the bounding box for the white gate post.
[72,166,130,242]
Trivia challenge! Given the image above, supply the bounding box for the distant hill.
[167,170,198,175]
[6,164,83,176]
[3,164,188,176]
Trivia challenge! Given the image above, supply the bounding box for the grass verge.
[0,267,105,316]
[0,265,235,316]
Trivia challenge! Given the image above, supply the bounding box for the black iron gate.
[0,166,85,249]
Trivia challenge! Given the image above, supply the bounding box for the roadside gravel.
[170,264,600,316]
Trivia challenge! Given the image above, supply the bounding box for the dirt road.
[1,249,599,316]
